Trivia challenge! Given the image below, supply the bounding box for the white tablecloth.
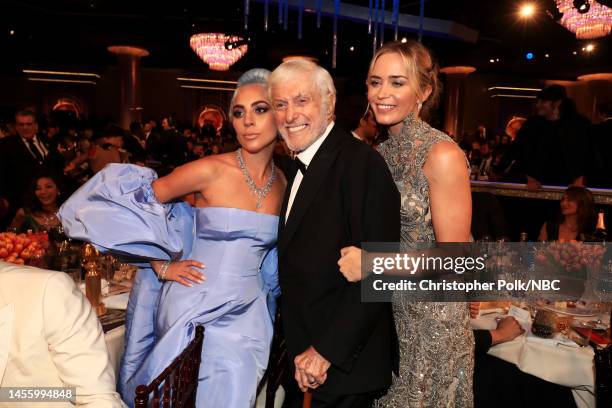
[104,325,125,378]
[472,314,595,408]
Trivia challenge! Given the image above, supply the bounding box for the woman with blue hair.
[59,68,286,406]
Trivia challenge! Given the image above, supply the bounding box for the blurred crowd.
[0,111,268,230]
[458,85,612,191]
[1,84,610,235]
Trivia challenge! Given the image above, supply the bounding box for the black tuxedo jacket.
[278,124,400,395]
[0,135,58,212]
[123,134,147,163]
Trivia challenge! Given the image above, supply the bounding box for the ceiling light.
[556,0,612,38]
[585,43,596,51]
[520,3,537,18]
[573,0,590,13]
[190,33,248,71]
[401,37,407,43]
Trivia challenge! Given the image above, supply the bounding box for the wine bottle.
[594,211,607,242]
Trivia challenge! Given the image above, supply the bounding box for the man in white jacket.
[0,262,125,407]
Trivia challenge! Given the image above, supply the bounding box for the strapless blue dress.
[58,164,280,407]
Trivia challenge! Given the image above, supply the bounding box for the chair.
[257,305,288,408]
[134,325,205,408]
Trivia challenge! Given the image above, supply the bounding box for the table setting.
[471,301,611,408]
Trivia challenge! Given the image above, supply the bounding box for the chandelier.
[555,0,612,39]
[189,33,248,71]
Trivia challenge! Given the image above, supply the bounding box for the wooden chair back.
[134,325,205,408]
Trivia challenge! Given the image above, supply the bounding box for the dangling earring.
[417,101,423,111]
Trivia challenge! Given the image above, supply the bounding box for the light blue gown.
[58,164,280,407]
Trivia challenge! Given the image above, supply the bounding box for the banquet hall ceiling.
[1,0,611,80]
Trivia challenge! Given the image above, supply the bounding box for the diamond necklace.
[236,148,276,209]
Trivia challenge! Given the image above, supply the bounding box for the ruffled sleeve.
[58,164,194,261]
[260,247,280,320]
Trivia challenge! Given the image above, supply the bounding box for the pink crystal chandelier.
[555,0,612,39]
[189,33,248,71]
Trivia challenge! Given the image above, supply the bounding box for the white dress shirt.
[285,121,335,223]
[21,134,48,162]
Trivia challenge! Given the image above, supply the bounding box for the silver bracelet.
[158,260,171,280]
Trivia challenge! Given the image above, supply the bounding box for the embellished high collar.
[383,112,421,147]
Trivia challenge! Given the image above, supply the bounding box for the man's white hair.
[269,59,336,117]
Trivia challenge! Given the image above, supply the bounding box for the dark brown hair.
[562,186,596,236]
[26,171,65,213]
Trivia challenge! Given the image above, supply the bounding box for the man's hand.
[294,346,331,392]
[526,176,541,191]
[491,316,525,345]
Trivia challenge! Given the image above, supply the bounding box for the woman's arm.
[152,158,216,204]
[339,141,472,282]
[424,141,472,242]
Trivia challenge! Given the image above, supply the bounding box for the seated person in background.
[192,143,206,159]
[471,192,510,241]
[468,140,482,166]
[469,302,577,408]
[65,125,128,175]
[587,102,612,189]
[0,263,125,407]
[10,171,64,233]
[538,186,596,242]
[469,302,525,353]
[350,107,379,146]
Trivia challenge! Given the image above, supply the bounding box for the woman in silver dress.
[338,40,474,407]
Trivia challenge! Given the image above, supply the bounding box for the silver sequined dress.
[375,114,475,408]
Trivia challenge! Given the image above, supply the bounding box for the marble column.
[107,46,150,129]
[440,66,476,141]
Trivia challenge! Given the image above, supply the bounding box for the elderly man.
[0,262,125,407]
[270,59,400,407]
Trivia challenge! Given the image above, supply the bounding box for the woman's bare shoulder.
[182,153,236,177]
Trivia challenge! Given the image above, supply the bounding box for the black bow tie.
[295,157,307,174]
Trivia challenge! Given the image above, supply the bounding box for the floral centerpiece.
[534,240,606,304]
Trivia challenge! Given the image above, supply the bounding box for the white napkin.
[78,279,110,296]
[104,293,130,310]
[526,331,580,348]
